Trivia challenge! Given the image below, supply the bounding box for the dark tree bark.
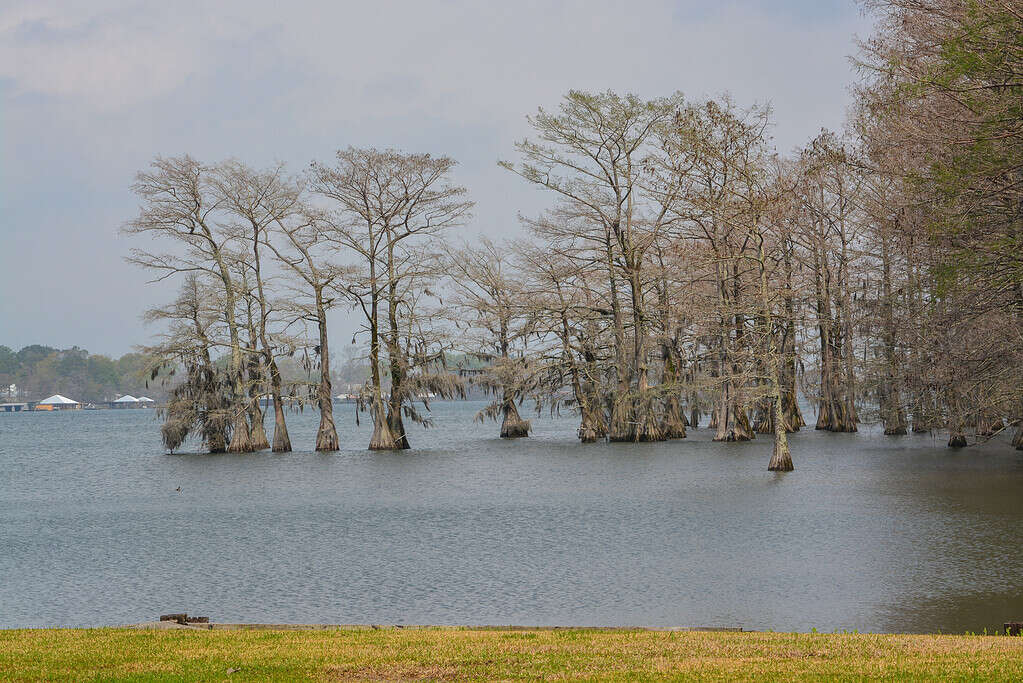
[314,292,339,452]
[500,397,530,438]
[267,356,291,452]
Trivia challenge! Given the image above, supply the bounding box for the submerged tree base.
[768,444,794,471]
[369,414,410,450]
[271,411,292,452]
[249,418,271,451]
[500,403,531,438]
[500,417,531,438]
[715,430,755,443]
[227,413,256,453]
[315,428,340,452]
[577,413,607,443]
[948,432,968,448]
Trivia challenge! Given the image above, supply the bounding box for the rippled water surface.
[2,402,1021,632]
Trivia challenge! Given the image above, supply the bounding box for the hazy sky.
[0,0,872,357]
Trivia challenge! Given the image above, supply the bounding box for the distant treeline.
[0,343,483,406]
[0,345,162,403]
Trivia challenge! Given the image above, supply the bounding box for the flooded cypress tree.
[261,200,344,453]
[308,147,472,450]
[445,239,533,439]
[147,276,232,454]
[126,156,257,453]
[313,291,340,452]
[215,161,302,453]
[125,51,1023,468]
[238,272,270,452]
[503,91,688,445]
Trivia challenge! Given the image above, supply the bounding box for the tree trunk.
[883,401,909,435]
[608,398,635,442]
[500,397,530,438]
[568,321,606,444]
[578,405,606,443]
[267,356,291,452]
[386,401,410,449]
[753,396,775,435]
[366,267,400,451]
[662,394,688,439]
[768,394,794,472]
[382,265,410,450]
[248,398,270,451]
[757,236,792,471]
[369,397,400,450]
[314,293,339,452]
[660,351,686,439]
[779,242,804,433]
[227,407,254,453]
[714,378,755,442]
[246,356,270,451]
[226,353,254,453]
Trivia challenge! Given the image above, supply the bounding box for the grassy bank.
[2,627,1022,681]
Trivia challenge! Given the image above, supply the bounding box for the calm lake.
[1,401,1021,633]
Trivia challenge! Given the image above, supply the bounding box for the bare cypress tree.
[145,275,232,453]
[518,242,609,443]
[446,238,533,438]
[503,90,685,442]
[665,98,777,442]
[309,148,472,450]
[263,208,345,452]
[857,0,1023,449]
[126,156,256,452]
[792,134,861,433]
[213,161,302,452]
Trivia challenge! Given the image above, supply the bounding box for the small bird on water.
[175,486,181,492]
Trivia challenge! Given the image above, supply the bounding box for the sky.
[0,0,873,357]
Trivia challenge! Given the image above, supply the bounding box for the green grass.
[1,627,1022,681]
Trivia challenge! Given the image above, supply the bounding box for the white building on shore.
[36,395,81,411]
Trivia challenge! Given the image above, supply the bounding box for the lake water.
[1,401,1021,633]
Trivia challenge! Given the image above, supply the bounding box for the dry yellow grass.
[1,627,1021,681]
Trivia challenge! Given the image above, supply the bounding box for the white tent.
[137,396,155,402]
[114,395,139,403]
[38,394,79,405]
